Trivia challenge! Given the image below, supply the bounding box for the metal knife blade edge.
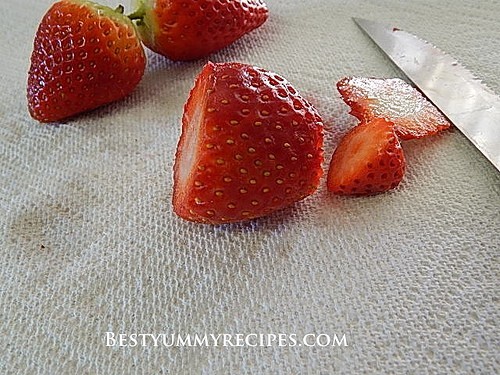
[352,17,500,171]
[352,17,500,102]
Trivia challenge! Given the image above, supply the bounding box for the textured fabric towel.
[1,0,499,373]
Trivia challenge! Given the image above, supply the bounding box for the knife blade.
[353,17,500,172]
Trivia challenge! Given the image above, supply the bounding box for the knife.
[353,17,500,172]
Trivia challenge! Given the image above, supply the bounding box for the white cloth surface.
[1,0,499,373]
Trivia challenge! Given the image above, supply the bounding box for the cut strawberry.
[130,0,269,61]
[27,0,146,123]
[327,118,406,195]
[173,62,324,224]
[337,77,451,140]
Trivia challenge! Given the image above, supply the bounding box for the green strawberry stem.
[114,4,124,14]
[127,1,146,22]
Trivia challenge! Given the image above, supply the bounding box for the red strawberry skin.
[27,0,146,123]
[133,0,269,61]
[327,118,406,195]
[337,77,451,140]
[173,62,324,224]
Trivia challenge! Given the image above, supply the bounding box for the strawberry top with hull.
[173,62,324,224]
[337,77,451,140]
[27,0,146,123]
[132,0,269,61]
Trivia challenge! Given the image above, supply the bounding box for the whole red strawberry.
[173,62,324,224]
[130,0,269,61]
[327,118,406,195]
[27,0,146,123]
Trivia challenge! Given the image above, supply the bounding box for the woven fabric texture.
[1,0,499,373]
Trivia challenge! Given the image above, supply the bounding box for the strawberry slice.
[173,62,324,224]
[337,77,451,140]
[327,118,406,195]
[27,0,146,123]
[130,0,269,61]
